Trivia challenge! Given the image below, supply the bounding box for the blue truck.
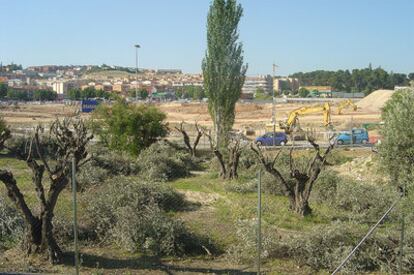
[81,99,100,113]
[336,128,369,145]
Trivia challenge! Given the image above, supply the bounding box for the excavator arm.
[337,99,357,115]
[280,102,331,133]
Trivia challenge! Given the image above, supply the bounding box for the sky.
[1,0,413,76]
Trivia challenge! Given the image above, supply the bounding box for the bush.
[226,219,282,264]
[85,176,206,256]
[76,162,109,191]
[0,197,24,249]
[91,149,140,176]
[311,169,340,205]
[5,135,58,159]
[92,101,168,155]
[138,141,195,181]
[334,180,398,223]
[112,206,200,256]
[281,222,414,273]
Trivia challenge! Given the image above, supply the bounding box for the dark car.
[255,132,288,146]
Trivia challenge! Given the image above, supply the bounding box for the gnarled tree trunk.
[0,118,92,263]
[252,136,334,217]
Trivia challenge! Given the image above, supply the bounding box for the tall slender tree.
[202,0,247,148]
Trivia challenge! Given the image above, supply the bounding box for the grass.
[0,148,395,274]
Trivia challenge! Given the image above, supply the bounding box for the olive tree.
[380,89,414,189]
[251,136,335,216]
[0,118,92,263]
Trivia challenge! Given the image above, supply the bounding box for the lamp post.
[272,63,278,146]
[134,44,140,101]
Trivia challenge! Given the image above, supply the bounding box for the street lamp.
[134,44,140,101]
[272,63,278,146]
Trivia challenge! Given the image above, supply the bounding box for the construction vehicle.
[278,102,332,134]
[337,99,357,115]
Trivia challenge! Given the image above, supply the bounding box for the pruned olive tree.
[251,136,335,216]
[206,131,245,179]
[202,0,247,149]
[0,117,10,149]
[0,118,92,263]
[174,121,205,157]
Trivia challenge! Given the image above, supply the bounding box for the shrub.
[226,219,282,264]
[282,222,414,273]
[0,197,24,249]
[92,101,168,155]
[112,206,198,256]
[334,181,398,223]
[311,169,340,205]
[76,162,109,191]
[5,135,58,158]
[85,176,205,256]
[138,141,195,181]
[91,149,140,176]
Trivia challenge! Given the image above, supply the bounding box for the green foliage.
[175,86,205,100]
[380,89,414,186]
[0,197,24,249]
[0,83,7,98]
[298,87,310,97]
[226,219,281,264]
[5,89,57,101]
[86,176,207,256]
[128,88,148,99]
[282,223,414,273]
[202,0,247,147]
[137,141,195,182]
[7,89,29,101]
[334,179,398,223]
[32,90,57,101]
[67,87,112,100]
[92,101,168,155]
[311,169,339,205]
[291,66,409,94]
[254,88,272,100]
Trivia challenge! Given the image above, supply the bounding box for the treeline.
[0,83,57,101]
[66,87,115,100]
[175,85,205,100]
[290,66,414,94]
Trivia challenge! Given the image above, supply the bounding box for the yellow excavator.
[266,102,332,134]
[336,99,357,115]
[279,102,332,133]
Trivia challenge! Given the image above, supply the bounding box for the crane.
[337,99,357,115]
[278,102,332,134]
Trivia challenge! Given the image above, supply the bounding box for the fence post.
[257,169,262,275]
[398,185,406,275]
[72,157,80,275]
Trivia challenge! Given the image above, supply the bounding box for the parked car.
[255,132,288,146]
[336,128,369,145]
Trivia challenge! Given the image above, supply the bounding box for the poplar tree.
[202,0,247,148]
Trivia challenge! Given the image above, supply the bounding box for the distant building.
[52,81,79,95]
[157,69,182,74]
[113,83,130,93]
[242,75,273,97]
[273,77,300,93]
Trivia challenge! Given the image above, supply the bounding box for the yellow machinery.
[277,102,332,134]
[337,99,357,115]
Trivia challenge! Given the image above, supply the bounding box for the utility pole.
[134,44,140,101]
[272,63,278,146]
[71,158,79,275]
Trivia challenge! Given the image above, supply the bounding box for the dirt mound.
[357,89,394,112]
[334,155,389,184]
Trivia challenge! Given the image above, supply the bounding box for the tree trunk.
[290,195,312,216]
